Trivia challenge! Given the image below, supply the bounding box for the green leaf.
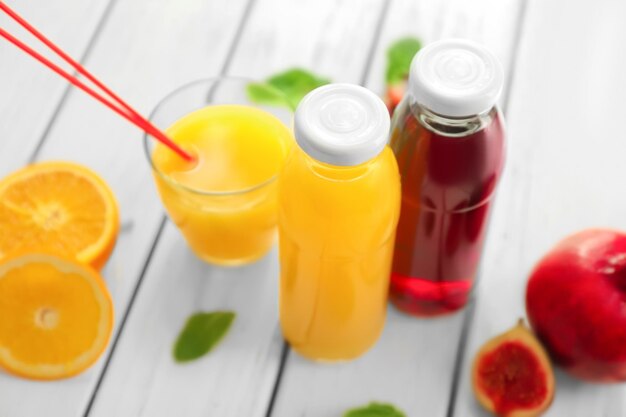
[247,68,331,110]
[173,311,235,363]
[246,83,291,108]
[343,402,407,417]
[385,37,422,85]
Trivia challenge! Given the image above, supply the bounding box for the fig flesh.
[472,320,555,417]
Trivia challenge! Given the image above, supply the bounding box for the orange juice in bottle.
[278,84,400,361]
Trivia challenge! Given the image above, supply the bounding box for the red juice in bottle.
[389,39,506,317]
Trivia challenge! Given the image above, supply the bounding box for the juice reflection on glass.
[279,84,400,361]
[146,85,292,265]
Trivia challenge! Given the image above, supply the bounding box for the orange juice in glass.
[144,78,293,265]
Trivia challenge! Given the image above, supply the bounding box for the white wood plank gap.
[0,0,249,416]
[453,0,626,415]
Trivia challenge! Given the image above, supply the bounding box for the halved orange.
[0,253,114,379]
[0,161,119,270]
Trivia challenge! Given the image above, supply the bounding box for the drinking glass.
[144,78,292,266]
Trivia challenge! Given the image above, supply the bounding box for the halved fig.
[471,320,555,417]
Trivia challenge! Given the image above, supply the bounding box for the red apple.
[526,229,626,382]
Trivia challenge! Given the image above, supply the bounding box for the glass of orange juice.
[144,78,293,266]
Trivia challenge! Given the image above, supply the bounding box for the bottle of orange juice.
[278,84,401,361]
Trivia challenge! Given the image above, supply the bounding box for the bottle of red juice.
[389,39,506,317]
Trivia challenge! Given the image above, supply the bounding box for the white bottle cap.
[294,83,390,166]
[409,39,504,117]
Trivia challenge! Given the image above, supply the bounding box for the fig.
[472,320,555,417]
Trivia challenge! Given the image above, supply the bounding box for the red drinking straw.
[0,2,194,162]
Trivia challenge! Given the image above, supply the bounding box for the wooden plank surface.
[270,0,525,415]
[452,0,626,415]
[4,0,626,415]
[0,0,249,415]
[85,0,389,416]
[0,0,111,176]
[92,227,284,417]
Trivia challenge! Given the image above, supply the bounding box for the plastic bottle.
[278,83,401,361]
[389,39,506,317]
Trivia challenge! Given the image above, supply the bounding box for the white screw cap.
[409,39,504,117]
[294,83,390,166]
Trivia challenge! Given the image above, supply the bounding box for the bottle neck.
[298,146,375,182]
[408,97,499,138]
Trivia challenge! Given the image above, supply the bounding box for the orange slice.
[0,253,114,379]
[0,161,119,269]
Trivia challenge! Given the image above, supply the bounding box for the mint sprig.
[247,68,331,110]
[173,311,235,363]
[385,37,422,85]
[343,402,407,417]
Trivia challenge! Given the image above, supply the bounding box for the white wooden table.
[2,0,626,415]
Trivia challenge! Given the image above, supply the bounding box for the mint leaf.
[247,68,331,110]
[385,37,422,85]
[246,83,291,108]
[173,311,235,363]
[343,402,407,417]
